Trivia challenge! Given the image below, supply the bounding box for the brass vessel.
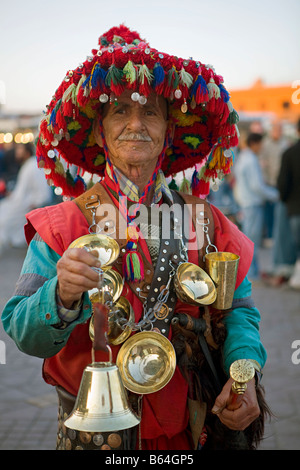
[116,331,176,394]
[174,262,217,306]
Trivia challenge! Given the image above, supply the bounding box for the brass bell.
[64,358,140,432]
[64,305,140,433]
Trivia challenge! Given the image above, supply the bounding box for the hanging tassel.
[206,78,221,113]
[123,60,138,87]
[76,75,90,107]
[168,177,179,191]
[179,68,194,89]
[152,63,165,95]
[197,178,210,197]
[227,102,239,124]
[91,64,108,90]
[138,63,154,96]
[179,175,191,193]
[49,99,62,132]
[179,68,194,99]
[164,66,179,98]
[218,83,230,102]
[207,78,221,100]
[191,70,208,104]
[105,64,124,95]
[122,224,144,282]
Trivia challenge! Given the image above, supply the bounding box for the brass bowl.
[174,262,217,306]
[89,296,134,346]
[69,233,120,267]
[88,269,124,305]
[116,331,176,394]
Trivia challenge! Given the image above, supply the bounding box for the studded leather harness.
[74,182,215,338]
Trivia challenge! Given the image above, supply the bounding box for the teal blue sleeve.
[1,237,92,358]
[222,277,267,375]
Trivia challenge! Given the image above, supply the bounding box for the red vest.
[25,189,253,448]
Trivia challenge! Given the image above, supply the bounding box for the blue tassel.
[91,64,108,89]
[152,63,165,88]
[191,168,199,189]
[219,83,230,102]
[49,99,61,127]
[191,74,208,103]
[82,75,90,89]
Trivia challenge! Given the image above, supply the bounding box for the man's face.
[100,90,169,171]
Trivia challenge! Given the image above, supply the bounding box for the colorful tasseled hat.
[36,24,239,198]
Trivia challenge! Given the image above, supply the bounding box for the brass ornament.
[153,303,169,320]
[174,262,217,306]
[229,359,255,394]
[88,269,124,305]
[116,331,176,394]
[69,233,120,267]
[205,251,240,310]
[89,296,134,346]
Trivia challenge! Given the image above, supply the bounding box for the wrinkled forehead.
[102,89,168,119]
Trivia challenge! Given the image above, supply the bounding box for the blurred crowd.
[0,142,53,255]
[208,117,300,290]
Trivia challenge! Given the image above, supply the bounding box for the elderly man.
[2,25,268,451]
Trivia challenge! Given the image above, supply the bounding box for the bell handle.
[91,342,112,364]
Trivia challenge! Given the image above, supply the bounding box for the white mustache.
[118,133,152,142]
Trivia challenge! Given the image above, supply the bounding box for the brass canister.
[205,252,239,310]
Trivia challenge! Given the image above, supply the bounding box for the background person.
[0,142,52,253]
[277,118,300,289]
[233,133,279,280]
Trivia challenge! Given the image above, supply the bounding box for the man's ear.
[93,118,103,147]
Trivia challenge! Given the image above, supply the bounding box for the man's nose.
[126,109,146,130]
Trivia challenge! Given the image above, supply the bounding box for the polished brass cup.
[69,233,120,267]
[116,331,176,394]
[89,296,134,346]
[205,252,240,310]
[174,262,217,306]
[64,359,140,432]
[88,269,124,305]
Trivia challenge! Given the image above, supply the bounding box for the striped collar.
[105,163,173,205]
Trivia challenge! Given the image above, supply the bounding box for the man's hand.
[211,377,260,430]
[56,247,102,309]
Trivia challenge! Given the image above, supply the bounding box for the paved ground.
[0,244,299,450]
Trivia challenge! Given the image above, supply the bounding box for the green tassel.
[105,64,124,86]
[138,63,154,85]
[179,176,191,193]
[228,109,239,124]
[168,178,179,190]
[123,61,138,85]
[179,68,194,88]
